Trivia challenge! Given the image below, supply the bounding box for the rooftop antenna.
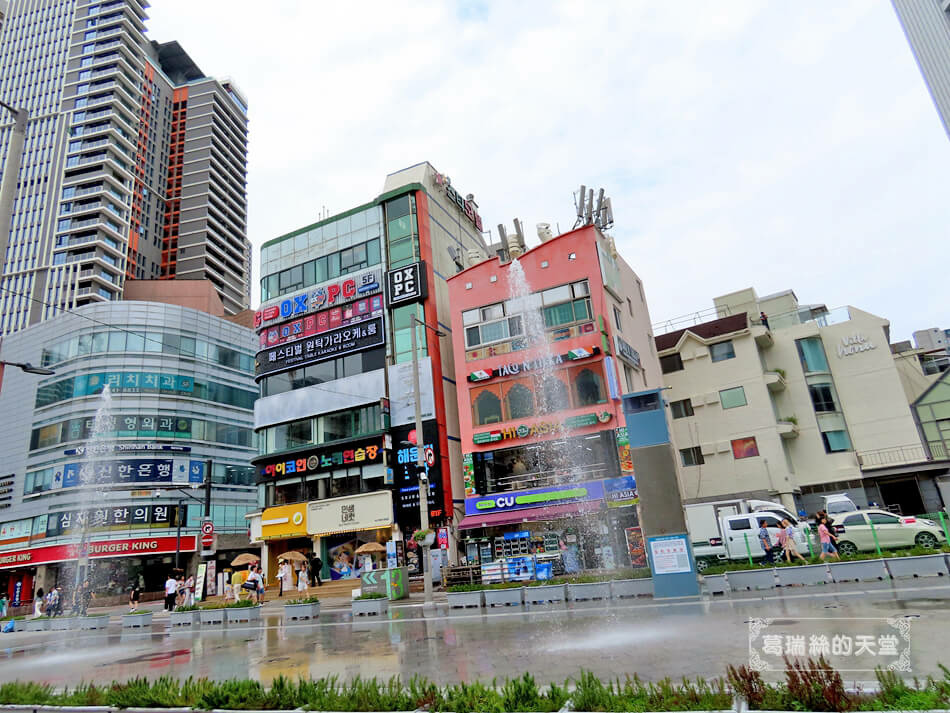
[574,184,587,228]
[572,184,616,230]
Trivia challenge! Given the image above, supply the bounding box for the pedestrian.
[184,573,195,607]
[0,593,7,619]
[256,564,266,603]
[241,566,260,604]
[297,562,309,595]
[759,311,770,329]
[164,573,178,611]
[176,576,185,607]
[758,519,775,564]
[818,515,840,561]
[129,584,141,612]
[32,588,44,618]
[313,555,323,587]
[276,560,285,598]
[46,587,60,617]
[781,519,807,563]
[79,580,94,617]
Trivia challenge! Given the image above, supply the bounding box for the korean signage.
[472,411,612,445]
[433,171,483,231]
[614,336,641,368]
[307,490,393,537]
[67,443,191,456]
[56,414,194,444]
[254,437,385,482]
[45,505,182,537]
[255,267,382,327]
[0,519,32,544]
[467,347,600,383]
[464,480,606,516]
[616,426,634,473]
[260,503,308,540]
[390,420,443,529]
[604,475,638,507]
[56,457,204,489]
[258,294,383,349]
[0,536,197,570]
[255,316,385,377]
[64,372,194,397]
[386,261,428,305]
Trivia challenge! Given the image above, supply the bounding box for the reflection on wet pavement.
[0,580,947,686]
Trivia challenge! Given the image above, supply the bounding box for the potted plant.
[446,585,485,609]
[524,581,568,605]
[827,557,888,583]
[170,604,200,626]
[199,603,226,625]
[225,598,262,624]
[567,577,611,602]
[79,613,109,630]
[351,591,388,617]
[412,529,435,547]
[725,568,777,591]
[50,614,80,631]
[121,609,153,628]
[610,570,654,599]
[284,595,320,620]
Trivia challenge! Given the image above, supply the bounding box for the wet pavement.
[1,579,948,687]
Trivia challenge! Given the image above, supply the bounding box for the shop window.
[797,337,829,373]
[731,436,759,459]
[670,398,693,419]
[660,353,684,374]
[473,387,503,425]
[821,430,851,453]
[505,382,534,421]
[709,340,735,362]
[538,377,570,414]
[809,383,837,412]
[719,386,747,409]
[680,446,704,467]
[573,367,605,406]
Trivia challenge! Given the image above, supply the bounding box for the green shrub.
[174,604,200,612]
[355,592,386,600]
[286,596,320,605]
[225,599,257,608]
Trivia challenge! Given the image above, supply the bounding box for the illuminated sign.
[468,347,600,382]
[259,294,383,349]
[46,504,182,536]
[391,420,443,528]
[386,262,428,305]
[260,503,308,539]
[472,411,612,445]
[465,480,605,516]
[56,457,204,489]
[255,316,385,377]
[254,438,384,482]
[0,536,197,570]
[255,268,382,327]
[433,172,483,231]
[604,475,638,508]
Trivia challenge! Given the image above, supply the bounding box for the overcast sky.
[148,1,950,341]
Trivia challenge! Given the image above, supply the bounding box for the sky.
[147,1,950,342]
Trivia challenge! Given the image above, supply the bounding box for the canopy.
[355,542,387,554]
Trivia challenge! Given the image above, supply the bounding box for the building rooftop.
[654,313,749,352]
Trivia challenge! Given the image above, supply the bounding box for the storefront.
[0,535,197,603]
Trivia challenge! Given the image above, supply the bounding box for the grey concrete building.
[892,0,950,139]
[0,0,250,335]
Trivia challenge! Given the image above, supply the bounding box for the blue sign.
[465,480,606,516]
[57,457,192,489]
[603,475,638,505]
[503,530,530,540]
[12,581,21,608]
[188,460,206,484]
[536,562,553,580]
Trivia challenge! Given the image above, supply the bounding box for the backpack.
[2,621,13,633]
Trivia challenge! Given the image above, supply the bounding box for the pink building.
[447,224,662,572]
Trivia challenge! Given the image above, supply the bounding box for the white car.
[831,509,946,556]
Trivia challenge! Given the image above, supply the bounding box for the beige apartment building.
[655,287,950,517]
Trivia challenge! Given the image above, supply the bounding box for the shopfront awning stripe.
[458,500,604,530]
[310,523,391,538]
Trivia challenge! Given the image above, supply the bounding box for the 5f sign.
[387,262,428,305]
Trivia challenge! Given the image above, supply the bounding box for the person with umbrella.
[355,542,387,572]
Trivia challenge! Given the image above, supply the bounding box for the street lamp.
[0,360,55,375]
[409,314,446,612]
[0,100,28,270]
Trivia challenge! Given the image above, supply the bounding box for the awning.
[458,501,604,530]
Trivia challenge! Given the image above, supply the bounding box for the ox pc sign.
[387,262,428,305]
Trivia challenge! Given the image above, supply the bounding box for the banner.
[195,562,207,603]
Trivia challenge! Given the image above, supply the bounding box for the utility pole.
[409,316,433,610]
[0,101,28,270]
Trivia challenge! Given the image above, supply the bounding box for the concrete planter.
[567,581,611,601]
[828,559,888,583]
[170,610,200,627]
[884,554,949,579]
[446,590,484,609]
[50,616,80,631]
[524,584,568,605]
[225,605,262,624]
[121,612,152,629]
[726,569,776,591]
[79,616,109,630]
[701,574,729,595]
[284,602,320,620]
[483,587,524,608]
[776,564,830,587]
[21,617,50,632]
[610,578,654,599]
[351,598,389,616]
[198,608,225,625]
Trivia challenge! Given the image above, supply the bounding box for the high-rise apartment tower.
[892,0,950,140]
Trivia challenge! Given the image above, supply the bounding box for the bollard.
[939,512,950,546]
[805,527,815,559]
[868,519,882,556]
[743,532,753,565]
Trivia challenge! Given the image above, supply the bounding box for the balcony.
[751,324,773,348]
[764,370,787,392]
[777,420,799,439]
[856,444,932,469]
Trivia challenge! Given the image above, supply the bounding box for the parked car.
[832,509,946,556]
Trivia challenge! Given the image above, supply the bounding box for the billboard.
[255,316,385,377]
[390,420,443,530]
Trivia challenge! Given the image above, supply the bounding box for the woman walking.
[297,562,309,595]
[817,515,840,561]
[780,519,807,563]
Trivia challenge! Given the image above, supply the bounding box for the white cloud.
[147,0,950,340]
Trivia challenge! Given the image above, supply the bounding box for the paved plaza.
[0,579,948,687]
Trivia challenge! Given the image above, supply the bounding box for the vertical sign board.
[645,534,697,598]
[386,261,428,305]
[195,562,207,603]
[206,560,217,597]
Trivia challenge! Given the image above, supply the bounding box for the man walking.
[164,574,178,611]
[313,555,323,587]
[758,520,775,564]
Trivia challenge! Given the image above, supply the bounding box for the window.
[731,437,759,459]
[626,392,660,413]
[841,514,865,527]
[473,389,503,425]
[680,446,704,467]
[613,306,622,331]
[464,302,524,349]
[728,518,752,531]
[573,367,605,406]
[821,430,851,453]
[719,386,747,409]
[538,377,570,413]
[868,512,900,525]
[670,399,693,419]
[710,340,735,362]
[808,383,837,412]
[797,337,829,373]
[505,383,534,420]
[660,354,683,374]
